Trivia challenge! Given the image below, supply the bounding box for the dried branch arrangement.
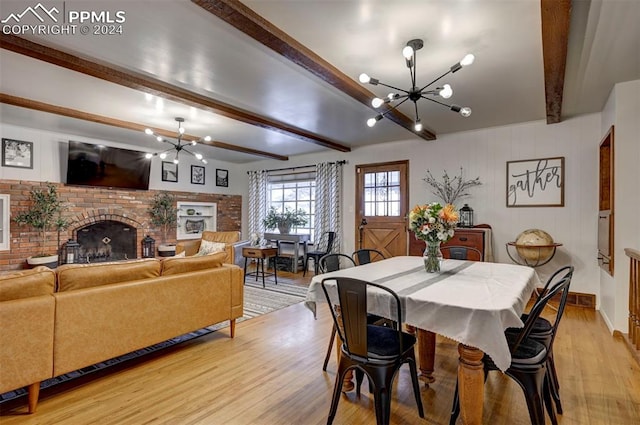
[423,168,482,205]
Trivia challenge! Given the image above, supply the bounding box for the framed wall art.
[506,156,564,207]
[191,165,205,185]
[2,138,33,169]
[216,169,229,187]
[161,161,178,182]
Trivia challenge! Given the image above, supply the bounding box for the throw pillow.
[173,251,186,258]
[196,240,226,256]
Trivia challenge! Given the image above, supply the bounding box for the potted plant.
[13,183,69,268]
[262,206,308,234]
[148,192,178,256]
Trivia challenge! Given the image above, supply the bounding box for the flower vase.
[423,240,443,273]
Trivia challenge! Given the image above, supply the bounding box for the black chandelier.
[359,39,474,131]
[144,117,208,164]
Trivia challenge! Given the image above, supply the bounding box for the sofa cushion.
[57,259,161,292]
[161,251,226,275]
[201,231,240,244]
[0,266,56,301]
[196,240,227,256]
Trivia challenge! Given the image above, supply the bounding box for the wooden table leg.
[334,305,354,392]
[407,325,436,385]
[457,344,484,425]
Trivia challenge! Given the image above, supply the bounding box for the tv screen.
[66,141,151,190]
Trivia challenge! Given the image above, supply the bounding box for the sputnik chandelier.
[144,117,208,164]
[359,39,474,131]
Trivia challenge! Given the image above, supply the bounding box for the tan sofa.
[0,254,243,413]
[176,231,249,266]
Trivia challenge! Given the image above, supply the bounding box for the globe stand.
[505,242,563,267]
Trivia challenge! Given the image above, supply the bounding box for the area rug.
[0,282,307,403]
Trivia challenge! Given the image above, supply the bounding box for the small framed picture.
[191,165,205,185]
[161,161,178,182]
[2,138,33,169]
[216,169,229,187]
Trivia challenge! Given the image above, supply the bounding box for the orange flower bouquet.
[408,202,459,272]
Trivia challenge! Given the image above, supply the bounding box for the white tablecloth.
[306,256,540,372]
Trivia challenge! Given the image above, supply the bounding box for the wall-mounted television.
[66,141,151,190]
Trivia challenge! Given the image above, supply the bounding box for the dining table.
[306,256,540,425]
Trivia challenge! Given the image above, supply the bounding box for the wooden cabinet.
[409,226,492,261]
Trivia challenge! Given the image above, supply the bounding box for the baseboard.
[537,289,596,309]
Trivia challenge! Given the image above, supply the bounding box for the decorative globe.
[515,229,554,263]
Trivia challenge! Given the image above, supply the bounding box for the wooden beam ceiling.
[0,34,351,154]
[0,93,289,161]
[541,0,571,124]
[192,0,437,141]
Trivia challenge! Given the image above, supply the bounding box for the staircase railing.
[625,248,640,362]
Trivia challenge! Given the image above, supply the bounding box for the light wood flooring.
[1,270,639,424]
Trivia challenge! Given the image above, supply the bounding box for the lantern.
[459,204,474,228]
[61,239,80,264]
[142,235,155,258]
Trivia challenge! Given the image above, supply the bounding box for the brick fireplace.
[0,180,242,271]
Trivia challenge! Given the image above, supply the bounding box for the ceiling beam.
[0,93,289,161]
[192,0,437,141]
[541,0,571,124]
[0,34,350,153]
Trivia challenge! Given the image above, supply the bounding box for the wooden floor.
[1,270,639,424]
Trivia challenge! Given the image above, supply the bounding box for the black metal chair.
[304,231,336,276]
[441,245,483,261]
[321,277,424,425]
[449,272,572,425]
[352,248,386,265]
[319,253,356,371]
[509,265,575,419]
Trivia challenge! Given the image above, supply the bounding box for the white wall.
[241,113,603,297]
[0,123,246,196]
[600,80,640,333]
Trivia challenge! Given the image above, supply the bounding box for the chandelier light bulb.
[195,153,203,160]
[414,119,423,132]
[173,158,179,164]
[371,97,384,108]
[460,54,475,67]
[359,73,371,84]
[204,136,211,142]
[144,153,153,159]
[460,107,472,117]
[387,93,396,100]
[144,128,153,135]
[159,153,167,159]
[179,127,185,134]
[439,84,453,99]
[156,136,163,142]
[202,159,208,164]
[191,140,197,146]
[367,117,377,127]
[402,45,414,59]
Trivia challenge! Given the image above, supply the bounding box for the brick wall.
[0,180,242,271]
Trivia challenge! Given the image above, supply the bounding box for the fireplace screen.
[76,220,137,262]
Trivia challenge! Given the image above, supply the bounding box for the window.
[363,170,401,216]
[268,179,316,241]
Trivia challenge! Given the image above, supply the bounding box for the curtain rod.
[247,160,347,174]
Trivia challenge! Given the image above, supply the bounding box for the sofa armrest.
[232,240,251,267]
[176,239,201,256]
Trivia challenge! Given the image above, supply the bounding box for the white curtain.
[247,170,268,237]
[314,162,343,252]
